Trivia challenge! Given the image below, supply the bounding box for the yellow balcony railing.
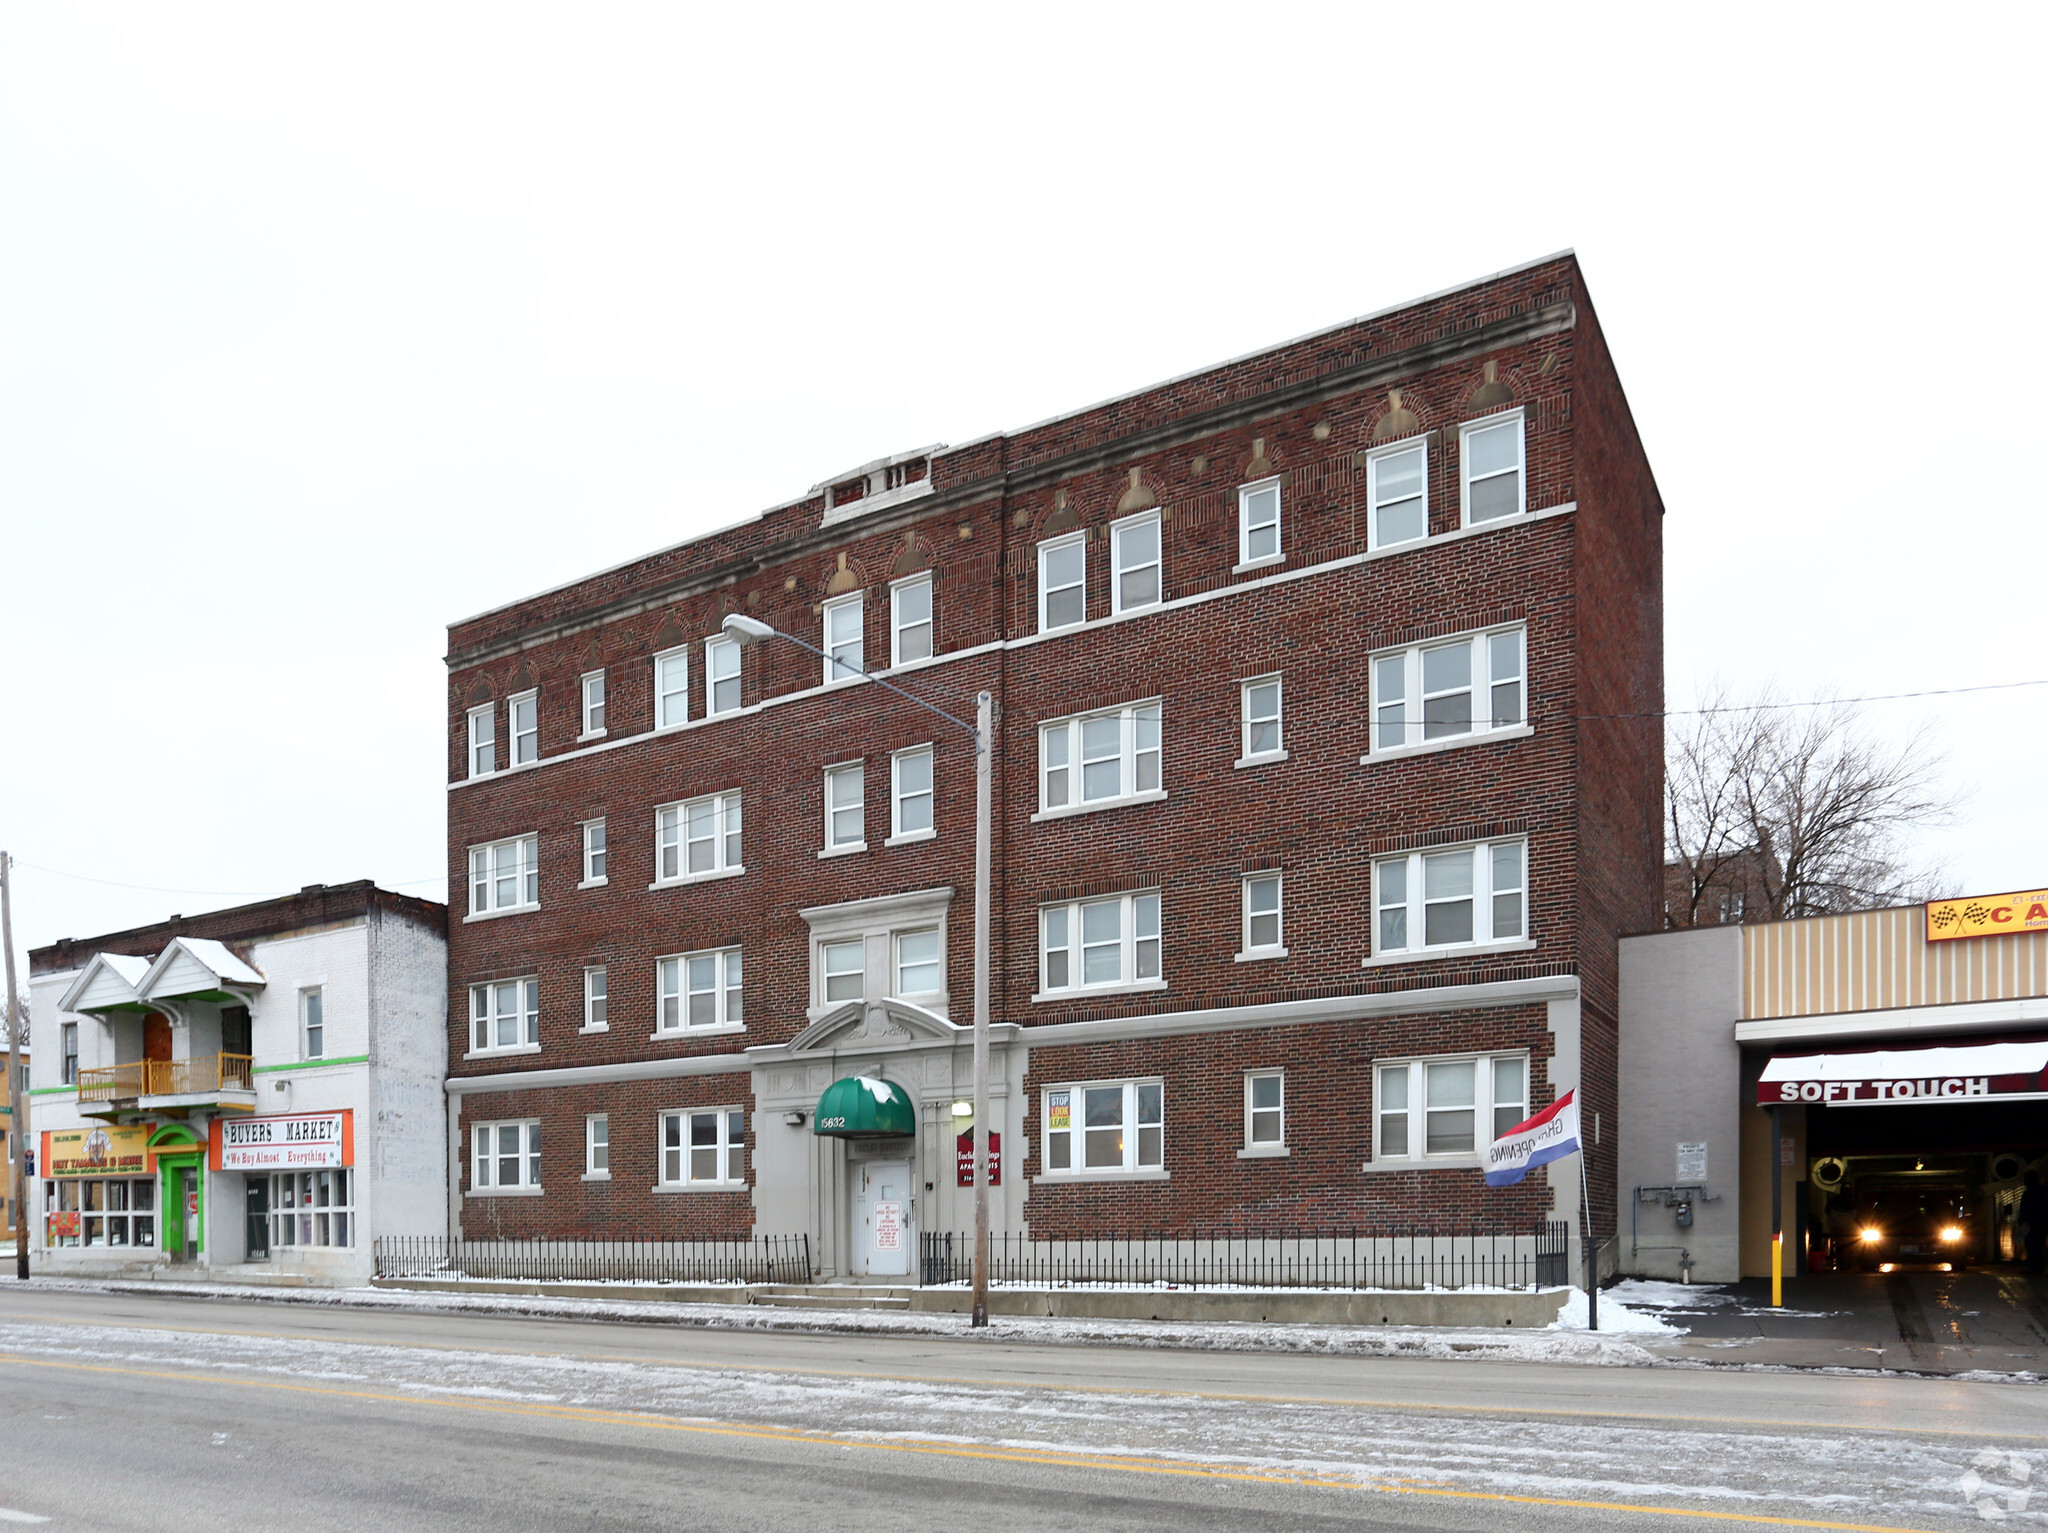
[76,1054,255,1103]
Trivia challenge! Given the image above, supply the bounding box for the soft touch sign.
[1757,1042,2048,1106]
[210,1111,352,1171]
[1926,889,2048,942]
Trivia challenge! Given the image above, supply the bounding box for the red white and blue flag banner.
[1484,1089,1583,1187]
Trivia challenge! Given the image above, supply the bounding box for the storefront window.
[45,1178,155,1248]
[269,1169,354,1248]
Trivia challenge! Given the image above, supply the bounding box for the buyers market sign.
[45,1125,150,1178]
[211,1111,351,1170]
[1926,889,2048,942]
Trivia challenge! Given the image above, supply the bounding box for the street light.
[720,612,997,1328]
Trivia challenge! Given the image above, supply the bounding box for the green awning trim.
[812,1076,915,1138]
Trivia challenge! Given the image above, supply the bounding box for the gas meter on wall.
[1674,1199,1693,1228]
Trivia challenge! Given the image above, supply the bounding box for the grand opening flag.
[1483,1089,1582,1187]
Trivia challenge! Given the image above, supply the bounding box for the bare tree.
[0,987,23,1051]
[1667,686,1961,925]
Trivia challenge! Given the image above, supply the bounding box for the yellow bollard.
[1771,1232,1783,1308]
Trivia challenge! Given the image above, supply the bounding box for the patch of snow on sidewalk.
[1548,1286,1688,1335]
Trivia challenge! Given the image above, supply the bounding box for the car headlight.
[1859,1227,1883,1243]
[1940,1226,1964,1243]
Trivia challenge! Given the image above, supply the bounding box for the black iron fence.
[919,1224,1571,1290]
[375,1234,813,1285]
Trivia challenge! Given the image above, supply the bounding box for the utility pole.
[970,690,993,1330]
[3,851,27,1282]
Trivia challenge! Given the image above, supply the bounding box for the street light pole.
[721,615,997,1327]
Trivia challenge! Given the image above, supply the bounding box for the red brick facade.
[442,253,1662,1257]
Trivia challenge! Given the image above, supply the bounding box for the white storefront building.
[27,882,447,1284]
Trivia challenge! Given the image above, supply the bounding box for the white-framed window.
[657,947,743,1032]
[1371,625,1526,753]
[891,745,934,840]
[705,636,742,716]
[1374,838,1528,956]
[582,966,608,1031]
[469,834,540,915]
[1038,533,1086,632]
[581,819,607,885]
[1245,1070,1284,1149]
[895,928,942,997]
[467,704,496,778]
[661,1108,745,1187]
[1238,477,1281,567]
[655,646,690,730]
[1241,874,1284,957]
[1374,1053,1528,1161]
[508,690,539,767]
[1038,701,1161,813]
[820,939,864,1005]
[1042,1079,1163,1174]
[1039,891,1162,996]
[1240,676,1283,762]
[471,1120,540,1189]
[824,761,865,852]
[891,573,933,666]
[1111,511,1161,614]
[654,792,742,883]
[62,1022,79,1086]
[585,1114,609,1177]
[469,977,540,1053]
[1461,409,1525,526]
[46,1175,157,1248]
[267,1169,354,1248]
[1367,438,1428,549]
[580,670,607,738]
[823,593,864,683]
[301,987,325,1060]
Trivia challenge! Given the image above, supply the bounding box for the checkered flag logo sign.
[1960,1449,2032,1520]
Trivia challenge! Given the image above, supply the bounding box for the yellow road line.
[2,1302,2043,1445]
[0,1350,1968,1533]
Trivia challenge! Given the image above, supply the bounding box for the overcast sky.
[4,4,2043,960]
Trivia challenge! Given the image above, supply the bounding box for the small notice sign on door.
[872,1201,903,1252]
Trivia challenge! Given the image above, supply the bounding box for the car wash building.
[27,883,449,1284]
[1618,890,2048,1283]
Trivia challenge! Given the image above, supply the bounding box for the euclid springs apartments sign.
[215,1112,350,1170]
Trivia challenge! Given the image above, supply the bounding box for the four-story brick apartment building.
[442,252,1663,1279]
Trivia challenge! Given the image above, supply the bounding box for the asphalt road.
[0,1287,2042,1531]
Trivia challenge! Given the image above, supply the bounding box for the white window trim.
[1240,1068,1288,1158]
[656,1107,746,1190]
[889,572,935,669]
[889,744,935,844]
[1033,699,1164,820]
[1365,434,1430,552]
[1109,509,1163,616]
[1366,622,1529,762]
[1036,531,1087,633]
[466,703,497,779]
[649,791,744,888]
[1459,407,1527,528]
[1366,1051,1530,1169]
[704,635,743,718]
[1237,674,1285,767]
[1233,476,1284,574]
[1368,836,1532,964]
[468,1119,542,1193]
[578,670,607,741]
[465,833,540,920]
[300,986,326,1062]
[1237,873,1287,963]
[1035,1077,1167,1181]
[1033,890,1166,1003]
[580,965,608,1034]
[892,927,945,1001]
[583,1114,611,1181]
[821,592,867,687]
[653,645,691,732]
[653,946,744,1037]
[505,688,539,769]
[821,760,866,858]
[578,818,608,889]
[465,976,541,1059]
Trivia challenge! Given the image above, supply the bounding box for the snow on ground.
[0,1304,2030,1529]
[1548,1285,1687,1335]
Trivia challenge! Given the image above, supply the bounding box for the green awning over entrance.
[812,1076,915,1138]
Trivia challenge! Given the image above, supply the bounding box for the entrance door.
[855,1160,911,1278]
[245,1177,269,1260]
[143,1013,173,1061]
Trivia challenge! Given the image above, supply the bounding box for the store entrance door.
[854,1160,911,1278]
[245,1178,269,1260]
